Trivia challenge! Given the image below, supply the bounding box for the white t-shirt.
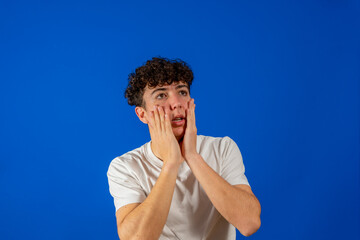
[107,135,250,240]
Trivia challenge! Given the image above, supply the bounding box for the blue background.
[1,0,359,239]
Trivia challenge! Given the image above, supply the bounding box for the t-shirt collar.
[144,141,191,176]
[145,141,164,168]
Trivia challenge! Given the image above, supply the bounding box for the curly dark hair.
[125,57,194,107]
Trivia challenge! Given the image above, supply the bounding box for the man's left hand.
[181,98,199,161]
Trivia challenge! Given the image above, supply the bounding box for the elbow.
[239,198,262,237]
[117,226,126,240]
[117,225,135,240]
[239,217,261,237]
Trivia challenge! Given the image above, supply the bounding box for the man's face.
[138,82,191,141]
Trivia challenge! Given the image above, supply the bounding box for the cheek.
[145,101,154,110]
[146,102,165,111]
[147,102,171,113]
[183,99,191,111]
[157,103,170,110]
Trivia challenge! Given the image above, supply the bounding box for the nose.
[169,94,183,111]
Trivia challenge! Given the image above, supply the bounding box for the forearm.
[186,154,261,236]
[118,162,179,240]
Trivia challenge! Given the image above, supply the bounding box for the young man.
[107,57,261,240]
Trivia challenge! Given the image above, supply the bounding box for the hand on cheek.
[181,98,198,161]
[146,106,184,168]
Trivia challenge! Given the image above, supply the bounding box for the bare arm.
[186,154,261,236]
[116,163,180,240]
[181,99,261,236]
[117,106,183,240]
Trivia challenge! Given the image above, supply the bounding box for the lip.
[171,118,186,127]
[172,114,185,119]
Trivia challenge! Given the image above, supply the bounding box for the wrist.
[185,153,201,163]
[162,161,181,173]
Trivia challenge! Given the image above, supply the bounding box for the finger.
[186,108,192,123]
[192,103,196,127]
[164,108,172,133]
[187,99,196,129]
[192,99,196,119]
[158,106,165,132]
[153,106,161,131]
[187,99,194,119]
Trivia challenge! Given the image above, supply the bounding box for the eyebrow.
[150,84,189,96]
[175,84,189,90]
[151,88,167,96]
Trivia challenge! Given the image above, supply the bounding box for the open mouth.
[172,117,184,122]
[171,115,186,126]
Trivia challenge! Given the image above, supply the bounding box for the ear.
[135,106,148,124]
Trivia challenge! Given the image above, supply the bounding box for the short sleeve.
[220,137,250,187]
[107,157,146,212]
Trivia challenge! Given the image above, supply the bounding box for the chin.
[172,127,185,141]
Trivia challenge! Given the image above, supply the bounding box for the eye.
[179,90,188,96]
[156,93,167,100]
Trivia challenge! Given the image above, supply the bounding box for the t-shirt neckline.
[144,140,192,175]
[145,141,164,168]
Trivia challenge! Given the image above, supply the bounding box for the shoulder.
[107,144,148,177]
[197,135,235,150]
[198,135,241,158]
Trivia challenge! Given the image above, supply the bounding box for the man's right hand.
[116,106,183,240]
[145,106,184,168]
